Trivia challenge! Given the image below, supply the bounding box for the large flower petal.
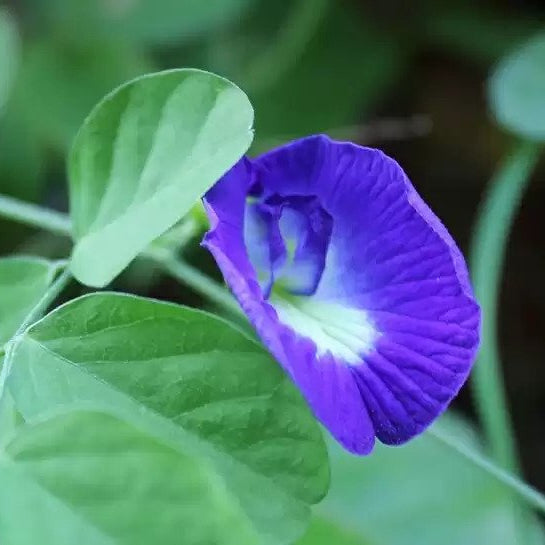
[203,135,480,454]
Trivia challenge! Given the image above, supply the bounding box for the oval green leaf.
[1,410,288,545]
[3,293,328,544]
[489,32,545,140]
[68,69,254,287]
[0,257,59,345]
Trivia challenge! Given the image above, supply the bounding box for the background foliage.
[1,0,545,543]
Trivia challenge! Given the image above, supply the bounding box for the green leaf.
[296,517,368,545]
[0,257,59,345]
[0,380,20,439]
[314,415,544,545]
[0,8,20,111]
[489,32,545,141]
[3,293,328,544]
[0,410,279,545]
[68,69,254,288]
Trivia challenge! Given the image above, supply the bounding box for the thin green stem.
[144,247,242,317]
[0,266,72,396]
[429,427,545,515]
[469,140,541,472]
[15,268,72,336]
[0,194,72,237]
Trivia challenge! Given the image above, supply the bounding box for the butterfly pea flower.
[203,135,480,455]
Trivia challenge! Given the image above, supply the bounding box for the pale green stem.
[14,268,72,337]
[0,194,72,236]
[470,140,541,472]
[144,247,242,317]
[0,266,72,396]
[2,193,545,515]
[470,141,541,543]
[429,427,545,514]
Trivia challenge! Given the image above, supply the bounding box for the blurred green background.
[1,0,544,543]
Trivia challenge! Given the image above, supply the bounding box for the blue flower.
[203,135,480,454]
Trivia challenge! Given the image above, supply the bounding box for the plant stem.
[0,194,71,237]
[469,140,541,472]
[145,247,242,317]
[429,426,545,515]
[15,268,72,336]
[0,266,72,396]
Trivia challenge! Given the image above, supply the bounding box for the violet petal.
[203,135,480,454]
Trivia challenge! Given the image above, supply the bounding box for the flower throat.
[244,193,333,299]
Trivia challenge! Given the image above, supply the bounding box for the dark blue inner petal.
[244,194,333,298]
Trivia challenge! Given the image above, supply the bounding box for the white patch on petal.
[270,294,379,364]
